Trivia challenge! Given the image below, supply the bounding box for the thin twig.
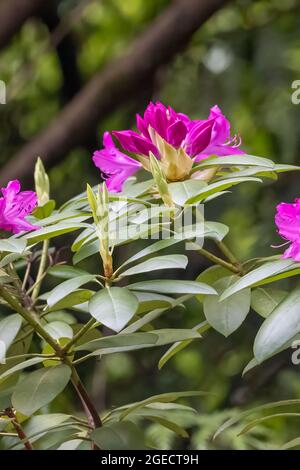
[197,247,240,274]
[5,408,33,450]
[31,239,49,301]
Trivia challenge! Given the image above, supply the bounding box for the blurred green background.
[1,0,300,449]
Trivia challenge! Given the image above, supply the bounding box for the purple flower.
[93,102,245,191]
[113,102,190,155]
[113,102,244,160]
[275,199,300,261]
[189,105,244,161]
[93,132,142,192]
[0,180,38,234]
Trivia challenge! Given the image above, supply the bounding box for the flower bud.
[87,183,113,278]
[34,157,50,206]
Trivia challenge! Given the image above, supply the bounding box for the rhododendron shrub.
[0,103,300,450]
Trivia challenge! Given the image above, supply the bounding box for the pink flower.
[93,132,142,192]
[275,198,300,261]
[113,102,244,160]
[0,180,38,234]
[93,102,245,191]
[113,102,190,155]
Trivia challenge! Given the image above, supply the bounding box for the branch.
[5,408,34,450]
[1,0,229,185]
[0,0,42,51]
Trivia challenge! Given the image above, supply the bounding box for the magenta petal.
[186,119,214,156]
[283,241,300,261]
[208,105,231,143]
[167,120,187,148]
[129,133,158,157]
[0,180,37,234]
[102,131,115,148]
[152,106,169,140]
[112,130,142,154]
[274,198,300,262]
[136,114,149,138]
[93,132,142,193]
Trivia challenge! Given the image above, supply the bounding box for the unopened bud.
[87,183,113,278]
[34,157,50,206]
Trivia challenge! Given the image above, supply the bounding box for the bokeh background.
[1,0,300,449]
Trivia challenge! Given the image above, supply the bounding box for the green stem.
[26,272,47,296]
[63,318,96,353]
[0,285,103,436]
[22,258,32,290]
[31,240,49,301]
[215,240,243,273]
[0,285,61,355]
[198,247,240,274]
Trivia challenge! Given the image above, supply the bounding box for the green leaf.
[281,436,300,450]
[91,421,145,450]
[120,391,209,420]
[272,164,300,173]
[48,265,90,280]
[76,329,200,355]
[135,292,174,314]
[250,287,287,318]
[203,276,251,337]
[194,154,275,169]
[33,211,89,227]
[152,329,201,346]
[168,180,207,206]
[120,255,188,277]
[242,358,259,376]
[253,288,300,362]
[88,287,138,332]
[127,280,217,295]
[46,275,96,307]
[76,332,158,352]
[0,251,30,269]
[44,322,73,340]
[145,415,189,438]
[0,315,22,363]
[158,321,210,369]
[12,364,72,416]
[0,357,46,384]
[121,295,190,334]
[71,228,94,252]
[213,399,300,440]
[220,259,297,300]
[73,240,99,264]
[46,290,94,311]
[33,200,56,220]
[196,265,232,303]
[0,239,26,254]
[25,222,88,244]
[186,177,262,204]
[119,222,228,271]
[238,413,300,436]
[121,179,154,197]
[2,413,72,449]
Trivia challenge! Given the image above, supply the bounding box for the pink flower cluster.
[93,102,244,192]
[0,180,37,234]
